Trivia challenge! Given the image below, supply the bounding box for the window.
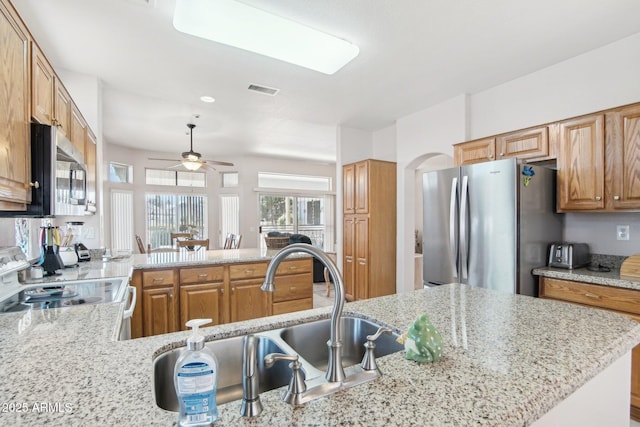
[257,172,334,251]
[109,162,133,183]
[111,190,134,251]
[145,168,206,188]
[145,194,207,248]
[221,172,238,188]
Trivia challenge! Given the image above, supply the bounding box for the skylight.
[173,0,359,75]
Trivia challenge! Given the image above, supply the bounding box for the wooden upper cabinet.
[31,42,54,125]
[343,163,355,214]
[453,137,495,166]
[53,78,71,136]
[496,126,549,160]
[354,160,369,213]
[556,113,605,211]
[70,104,86,158]
[0,0,31,209]
[607,104,640,210]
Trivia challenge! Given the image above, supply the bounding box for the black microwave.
[0,123,86,217]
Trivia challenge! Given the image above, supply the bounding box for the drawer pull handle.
[290,286,296,291]
[584,293,600,299]
[198,273,208,278]
[289,266,297,270]
[153,277,165,282]
[245,269,254,274]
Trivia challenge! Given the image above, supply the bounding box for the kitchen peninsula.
[0,275,638,426]
[126,248,314,338]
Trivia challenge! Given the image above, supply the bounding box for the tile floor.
[313,282,333,308]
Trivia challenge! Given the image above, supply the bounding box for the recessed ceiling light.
[173,0,359,75]
[200,96,215,103]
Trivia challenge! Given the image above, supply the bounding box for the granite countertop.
[1,282,639,426]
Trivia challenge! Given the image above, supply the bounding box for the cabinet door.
[608,104,640,209]
[343,163,355,214]
[343,215,356,302]
[31,43,54,125]
[354,216,369,300]
[85,129,97,207]
[229,279,269,323]
[180,283,225,329]
[143,286,177,336]
[0,1,31,208]
[354,161,369,214]
[53,78,70,136]
[497,126,549,160]
[70,104,86,158]
[557,114,605,211]
[453,138,495,166]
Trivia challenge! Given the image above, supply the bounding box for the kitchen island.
[0,282,638,426]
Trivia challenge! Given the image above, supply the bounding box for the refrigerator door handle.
[460,175,469,280]
[449,177,458,278]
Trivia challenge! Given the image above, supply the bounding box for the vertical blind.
[219,195,239,247]
[111,190,134,251]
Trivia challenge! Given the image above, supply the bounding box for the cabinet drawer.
[180,266,224,284]
[272,298,313,315]
[229,262,268,280]
[272,273,313,302]
[142,269,176,288]
[276,258,312,276]
[540,277,640,315]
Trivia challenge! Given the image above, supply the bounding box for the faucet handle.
[361,327,392,371]
[264,353,307,405]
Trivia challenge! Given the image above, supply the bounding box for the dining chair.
[223,233,241,249]
[170,232,192,246]
[135,235,146,254]
[177,238,209,251]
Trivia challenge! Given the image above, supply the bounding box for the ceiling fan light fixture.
[173,0,359,74]
[182,160,203,171]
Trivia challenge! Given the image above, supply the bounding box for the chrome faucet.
[240,335,263,417]
[262,243,346,383]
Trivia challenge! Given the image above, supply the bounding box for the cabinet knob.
[488,154,494,159]
[500,152,505,157]
[169,293,173,299]
[595,196,602,201]
[29,181,40,189]
[613,195,620,200]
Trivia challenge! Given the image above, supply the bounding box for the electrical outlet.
[617,225,630,241]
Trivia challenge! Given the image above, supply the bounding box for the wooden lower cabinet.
[230,279,269,323]
[180,283,224,329]
[539,277,640,419]
[133,258,313,338]
[143,286,178,337]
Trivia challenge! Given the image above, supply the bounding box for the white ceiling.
[11,0,640,164]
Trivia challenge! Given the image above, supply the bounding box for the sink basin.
[279,316,403,372]
[153,335,289,411]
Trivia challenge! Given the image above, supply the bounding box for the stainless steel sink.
[153,335,290,411]
[279,316,403,372]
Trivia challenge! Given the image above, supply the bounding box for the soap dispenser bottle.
[174,318,218,426]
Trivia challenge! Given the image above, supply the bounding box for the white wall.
[103,143,336,251]
[394,95,467,293]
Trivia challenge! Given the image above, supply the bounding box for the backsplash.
[590,254,627,270]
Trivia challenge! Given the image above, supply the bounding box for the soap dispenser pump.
[174,318,218,426]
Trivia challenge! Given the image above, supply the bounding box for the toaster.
[548,243,590,269]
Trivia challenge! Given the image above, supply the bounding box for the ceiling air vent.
[248,84,279,96]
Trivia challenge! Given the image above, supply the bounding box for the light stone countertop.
[1,282,639,426]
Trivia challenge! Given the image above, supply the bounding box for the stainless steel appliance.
[548,243,590,269]
[422,158,563,296]
[0,123,86,217]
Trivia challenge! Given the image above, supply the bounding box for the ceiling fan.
[149,123,234,171]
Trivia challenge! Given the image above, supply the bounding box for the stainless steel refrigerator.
[422,158,563,296]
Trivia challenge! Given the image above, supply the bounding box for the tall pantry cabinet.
[342,159,396,301]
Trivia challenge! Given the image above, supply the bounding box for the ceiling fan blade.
[148,157,181,162]
[167,163,184,169]
[202,159,234,167]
